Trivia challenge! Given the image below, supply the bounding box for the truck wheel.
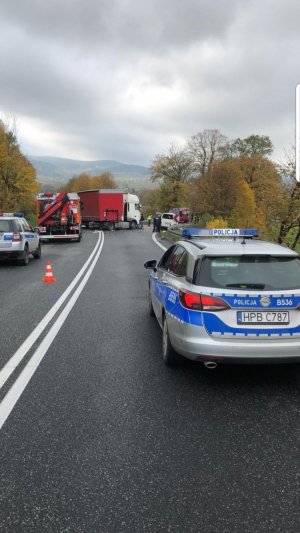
[130,220,137,229]
[33,243,42,259]
[162,316,180,366]
[19,245,29,266]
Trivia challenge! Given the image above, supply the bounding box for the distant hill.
[28,155,153,191]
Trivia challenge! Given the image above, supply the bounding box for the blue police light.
[182,228,258,238]
[0,212,24,217]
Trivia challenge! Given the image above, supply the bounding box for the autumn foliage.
[62,172,117,192]
[0,120,39,215]
[150,130,294,244]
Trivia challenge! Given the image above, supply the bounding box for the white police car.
[0,212,41,266]
[144,228,300,367]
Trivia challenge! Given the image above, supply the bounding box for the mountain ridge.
[28,155,152,185]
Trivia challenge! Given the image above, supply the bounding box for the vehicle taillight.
[179,290,229,311]
[201,295,230,311]
[179,290,202,310]
[12,233,22,242]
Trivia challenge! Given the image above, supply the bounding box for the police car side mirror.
[144,259,157,271]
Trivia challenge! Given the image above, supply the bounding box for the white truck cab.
[123,193,141,229]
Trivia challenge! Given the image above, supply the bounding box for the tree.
[0,119,39,214]
[62,172,117,193]
[187,129,229,176]
[193,160,245,220]
[139,188,160,215]
[231,135,273,158]
[277,148,300,248]
[206,217,228,229]
[193,159,261,229]
[151,144,194,184]
[236,155,285,237]
[151,144,194,208]
[91,172,117,189]
[157,180,190,212]
[228,180,256,227]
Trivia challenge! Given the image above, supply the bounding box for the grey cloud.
[0,0,299,165]
[1,0,242,53]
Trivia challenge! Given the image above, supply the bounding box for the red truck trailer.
[37,192,82,241]
[78,189,141,230]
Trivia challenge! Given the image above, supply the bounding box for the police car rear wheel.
[149,290,155,316]
[33,243,41,259]
[19,245,29,266]
[162,317,179,366]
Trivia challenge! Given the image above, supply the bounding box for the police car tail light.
[201,295,230,311]
[12,233,22,242]
[179,290,202,310]
[179,290,229,311]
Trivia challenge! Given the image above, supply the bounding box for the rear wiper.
[225,283,266,289]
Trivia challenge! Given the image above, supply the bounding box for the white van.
[161,212,177,229]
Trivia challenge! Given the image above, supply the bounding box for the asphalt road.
[0,227,300,532]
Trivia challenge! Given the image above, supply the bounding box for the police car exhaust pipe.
[204,361,218,369]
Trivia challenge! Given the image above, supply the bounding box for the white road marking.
[0,230,105,429]
[0,232,103,390]
[152,232,167,251]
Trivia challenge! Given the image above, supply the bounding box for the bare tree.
[150,144,194,210]
[151,144,194,184]
[186,129,229,176]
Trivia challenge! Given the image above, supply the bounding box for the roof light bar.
[182,228,258,238]
[0,212,24,217]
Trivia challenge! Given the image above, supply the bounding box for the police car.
[144,228,300,367]
[0,212,41,265]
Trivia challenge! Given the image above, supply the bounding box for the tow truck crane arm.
[38,193,68,225]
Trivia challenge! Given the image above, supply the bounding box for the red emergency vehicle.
[169,207,190,223]
[37,192,82,241]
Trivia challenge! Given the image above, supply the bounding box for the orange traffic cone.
[43,261,56,283]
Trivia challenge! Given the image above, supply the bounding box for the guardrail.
[164,224,194,242]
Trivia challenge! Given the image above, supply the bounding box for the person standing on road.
[147,214,152,227]
[140,212,145,229]
[152,214,158,233]
[152,213,159,233]
[156,214,161,233]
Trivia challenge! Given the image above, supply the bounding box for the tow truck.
[37,192,82,241]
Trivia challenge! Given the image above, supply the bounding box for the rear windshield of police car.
[0,220,12,232]
[196,255,300,291]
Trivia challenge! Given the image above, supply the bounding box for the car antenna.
[241,223,249,245]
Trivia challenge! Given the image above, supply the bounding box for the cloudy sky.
[0,0,299,166]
